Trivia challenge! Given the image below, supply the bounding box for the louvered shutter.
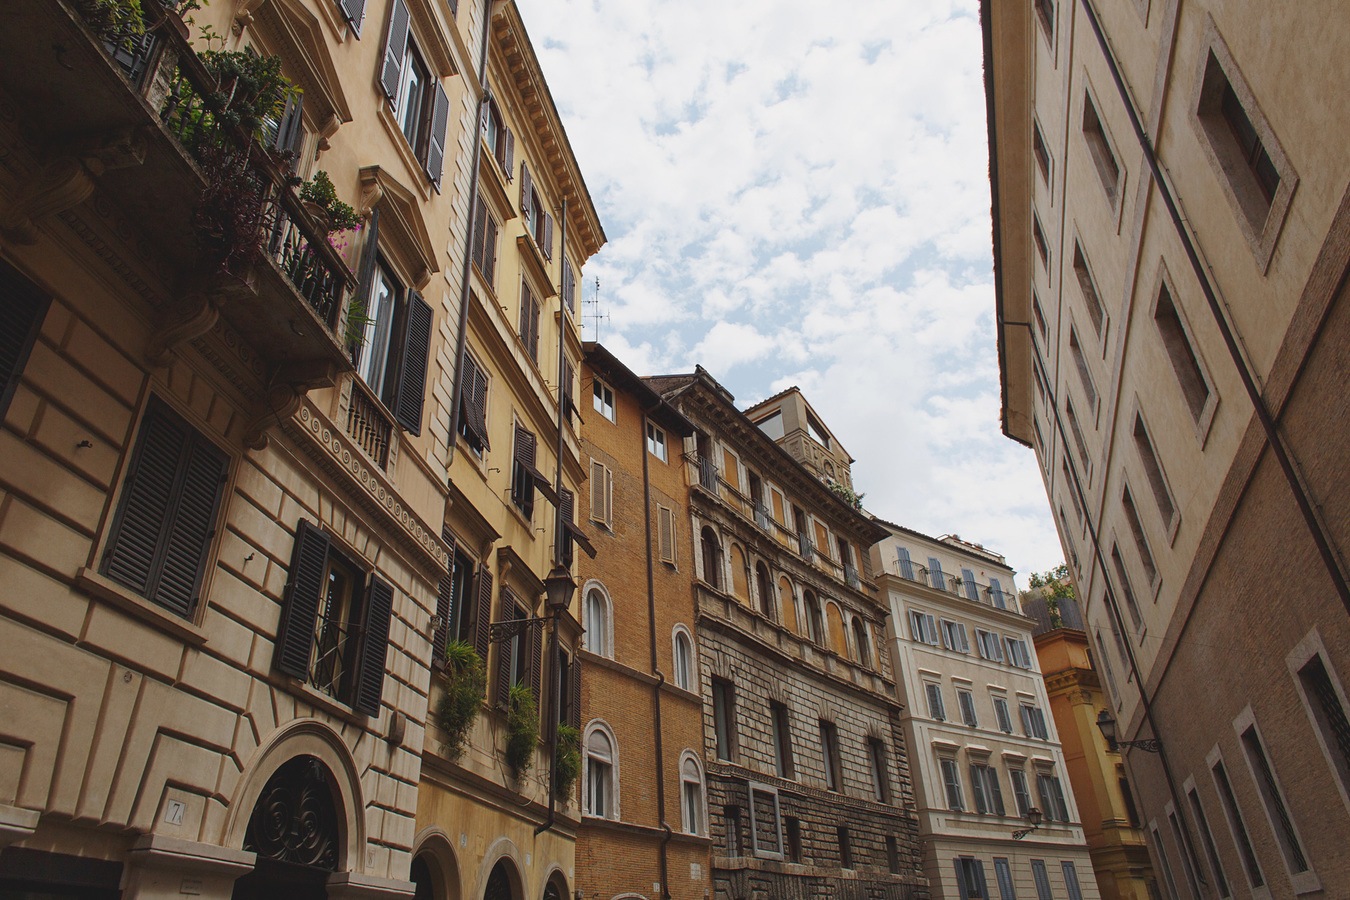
[379,0,410,103]
[354,208,381,332]
[482,213,498,285]
[518,282,533,351]
[520,163,533,222]
[424,81,450,186]
[1020,705,1033,736]
[541,212,553,260]
[604,466,614,527]
[471,198,486,271]
[990,577,1005,609]
[275,520,331,679]
[512,425,534,508]
[495,594,517,708]
[970,765,988,814]
[896,546,914,580]
[274,93,305,165]
[928,557,945,590]
[954,860,972,900]
[0,263,47,419]
[472,567,493,672]
[568,655,581,729]
[503,127,514,178]
[337,0,366,34]
[995,860,1016,900]
[432,528,456,664]
[562,258,575,313]
[527,604,542,702]
[471,358,490,450]
[589,460,606,524]
[658,506,675,563]
[153,435,228,617]
[559,487,575,568]
[989,770,1006,815]
[393,291,432,435]
[354,575,394,715]
[561,359,574,423]
[962,567,979,602]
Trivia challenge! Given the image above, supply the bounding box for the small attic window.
[806,412,830,448]
[755,410,784,440]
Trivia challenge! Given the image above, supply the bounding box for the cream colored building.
[987,0,1350,896]
[872,524,1099,900]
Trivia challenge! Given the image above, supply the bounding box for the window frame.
[645,420,668,462]
[680,751,707,835]
[1234,708,1318,892]
[582,720,618,820]
[957,688,979,727]
[910,609,940,646]
[671,625,694,691]
[592,377,616,422]
[771,701,795,779]
[819,719,843,792]
[712,678,737,762]
[1081,84,1126,217]
[1289,635,1350,816]
[1150,261,1218,443]
[582,584,613,658]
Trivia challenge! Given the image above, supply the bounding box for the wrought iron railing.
[346,379,393,469]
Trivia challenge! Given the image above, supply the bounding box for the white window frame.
[581,580,613,658]
[976,628,1004,662]
[680,750,707,835]
[910,609,939,646]
[1004,636,1033,669]
[941,618,970,653]
[645,420,668,462]
[747,781,784,859]
[671,624,695,691]
[582,719,619,820]
[592,377,616,422]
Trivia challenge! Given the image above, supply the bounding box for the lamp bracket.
[489,616,548,643]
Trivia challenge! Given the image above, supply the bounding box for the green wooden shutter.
[275,520,331,679]
[393,291,432,435]
[354,575,394,716]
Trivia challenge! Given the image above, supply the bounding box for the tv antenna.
[583,276,609,342]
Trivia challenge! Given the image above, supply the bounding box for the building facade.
[649,371,926,900]
[872,524,1099,900]
[987,0,1350,896]
[1026,595,1156,900]
[571,343,708,900]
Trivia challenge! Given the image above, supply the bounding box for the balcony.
[0,0,355,392]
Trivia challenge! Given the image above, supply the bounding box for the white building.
[871,521,1100,900]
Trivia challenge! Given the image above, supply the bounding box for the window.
[1153,276,1215,429]
[712,678,737,761]
[1210,757,1265,889]
[1167,807,1203,899]
[1064,395,1091,472]
[911,610,940,645]
[927,556,948,590]
[990,578,1008,610]
[970,764,1006,816]
[803,591,824,645]
[819,720,842,791]
[887,837,902,875]
[895,545,917,580]
[101,397,230,620]
[434,543,478,651]
[1133,412,1178,534]
[837,826,853,869]
[958,689,979,727]
[955,856,989,899]
[672,627,693,690]
[519,163,553,259]
[724,804,743,856]
[942,619,971,653]
[457,351,491,453]
[1239,721,1311,880]
[492,592,534,708]
[852,618,873,667]
[517,281,541,362]
[976,629,1004,662]
[1187,786,1231,899]
[1022,704,1049,739]
[657,505,678,565]
[583,587,611,657]
[784,817,803,862]
[1030,860,1053,900]
[681,753,705,834]
[1096,631,1120,702]
[1082,90,1121,205]
[1009,767,1032,817]
[993,858,1016,900]
[749,785,785,860]
[1005,637,1033,669]
[754,562,773,617]
[0,244,49,424]
[1111,542,1145,632]
[1122,484,1158,589]
[351,250,434,436]
[1032,292,1049,346]
[1061,862,1084,900]
[510,424,553,520]
[926,682,947,722]
[1072,241,1107,339]
[700,526,722,589]
[584,724,616,819]
[1297,652,1350,798]
[467,197,500,290]
[1033,119,1051,185]
[592,377,616,422]
[1068,327,1097,409]
[588,459,613,528]
[1032,214,1049,270]
[1036,772,1070,822]
[1150,824,1181,900]
[771,702,795,778]
[941,757,965,811]
[273,520,393,715]
[993,696,1014,734]
[1033,0,1054,43]
[645,421,668,462]
[378,0,449,185]
[481,94,513,175]
[960,567,981,602]
[868,737,891,802]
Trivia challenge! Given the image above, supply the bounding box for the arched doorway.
[232,755,341,900]
[483,861,514,900]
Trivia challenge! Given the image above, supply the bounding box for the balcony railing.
[346,378,393,469]
[887,559,1020,614]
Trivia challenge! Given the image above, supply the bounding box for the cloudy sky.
[516,0,1064,580]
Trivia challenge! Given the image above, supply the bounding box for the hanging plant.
[434,641,486,761]
[299,171,361,234]
[505,683,539,775]
[192,142,270,275]
[554,723,581,800]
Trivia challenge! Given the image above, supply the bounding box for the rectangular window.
[1064,395,1091,471]
[1032,292,1049,346]
[1211,757,1265,888]
[1061,862,1084,900]
[941,757,965,811]
[961,567,981,602]
[771,702,795,779]
[712,678,736,761]
[1197,50,1284,232]
[1021,704,1049,739]
[838,826,853,869]
[1133,412,1177,531]
[994,858,1017,900]
[887,837,902,875]
[1072,242,1107,339]
[1082,90,1121,205]
[517,281,541,362]
[970,764,1006,816]
[1122,484,1158,587]
[379,0,449,186]
[958,689,979,727]
[102,397,229,619]
[724,805,742,856]
[1187,787,1231,899]
[1095,632,1120,702]
[926,682,947,721]
[1298,653,1350,797]
[511,425,553,520]
[1033,119,1051,184]
[785,817,803,863]
[458,351,491,453]
[1069,326,1097,409]
[1033,0,1054,43]
[1151,824,1181,900]
[1154,280,1214,426]
[820,720,842,791]
[1168,808,1203,899]
[588,459,613,528]
[993,696,1014,734]
[0,260,48,421]
[518,163,553,259]
[1009,768,1032,817]
[645,421,668,462]
[592,377,616,422]
[1032,214,1049,270]
[976,629,1004,662]
[1111,542,1145,632]
[470,199,498,287]
[942,619,970,653]
[657,504,677,564]
[1030,859,1053,900]
[482,95,512,174]
[955,856,989,899]
[1005,637,1033,669]
[1240,723,1310,876]
[1036,772,1070,822]
[748,783,783,858]
[868,737,891,802]
[911,610,940,645]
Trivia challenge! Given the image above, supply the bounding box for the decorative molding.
[1,129,145,244]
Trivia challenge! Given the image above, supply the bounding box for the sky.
[515,0,1065,580]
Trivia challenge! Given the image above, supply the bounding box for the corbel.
[145,289,220,366]
[242,360,338,449]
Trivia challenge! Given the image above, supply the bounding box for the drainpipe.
[640,399,673,900]
[445,0,495,468]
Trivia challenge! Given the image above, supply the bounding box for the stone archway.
[483,860,514,900]
[232,755,341,900]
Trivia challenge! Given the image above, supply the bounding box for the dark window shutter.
[559,487,575,568]
[503,127,514,179]
[473,362,490,449]
[458,353,491,451]
[495,594,517,708]
[568,655,581,729]
[447,0,457,16]
[527,606,542,702]
[541,212,553,260]
[432,528,457,663]
[337,0,367,35]
[954,860,972,900]
[273,92,305,165]
[483,214,498,285]
[471,198,486,272]
[354,207,381,324]
[393,291,432,435]
[518,283,531,345]
[424,81,450,186]
[472,567,493,671]
[153,435,228,617]
[275,520,331,679]
[561,258,575,313]
[520,163,533,222]
[379,0,410,103]
[354,575,394,716]
[0,261,49,420]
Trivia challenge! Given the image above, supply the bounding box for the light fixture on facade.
[1012,807,1043,841]
[1095,709,1163,753]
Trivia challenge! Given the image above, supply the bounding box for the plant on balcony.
[74,0,146,48]
[434,640,486,761]
[505,683,539,776]
[826,479,865,510]
[299,171,361,234]
[554,724,580,800]
[1028,564,1075,629]
[192,141,270,275]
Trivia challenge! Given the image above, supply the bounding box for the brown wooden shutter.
[483,213,498,285]
[541,212,554,260]
[393,291,432,435]
[568,655,581,729]
[561,258,575,313]
[154,435,228,616]
[274,519,331,680]
[379,0,410,103]
[658,505,676,563]
[0,261,48,419]
[520,163,534,222]
[503,127,515,179]
[337,0,366,34]
[559,487,575,568]
[561,359,575,424]
[354,575,394,715]
[518,282,533,352]
[432,528,456,664]
[471,568,493,692]
[528,603,542,702]
[589,460,606,524]
[471,198,486,272]
[495,592,518,708]
[425,82,450,187]
[604,466,614,527]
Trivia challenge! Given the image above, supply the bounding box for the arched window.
[700,527,722,589]
[779,577,799,633]
[804,591,823,645]
[825,601,847,653]
[852,617,873,667]
[755,562,773,618]
[583,722,618,819]
[672,627,695,691]
[680,752,706,835]
[583,586,612,658]
[729,543,750,603]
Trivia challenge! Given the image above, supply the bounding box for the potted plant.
[299,170,361,235]
[434,640,486,761]
[554,724,580,800]
[505,683,539,775]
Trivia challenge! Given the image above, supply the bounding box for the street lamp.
[544,564,576,613]
[1012,807,1044,840]
[1096,709,1163,753]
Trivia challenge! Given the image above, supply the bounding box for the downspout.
[641,399,673,900]
[445,0,495,468]
[1076,0,1350,615]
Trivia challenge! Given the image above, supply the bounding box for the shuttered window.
[379,0,450,187]
[562,258,576,313]
[1009,768,1032,817]
[352,255,433,435]
[518,281,540,362]
[102,397,229,619]
[1030,860,1053,900]
[431,527,457,663]
[470,199,499,286]
[657,504,676,563]
[927,556,946,590]
[272,519,394,716]
[511,425,557,519]
[926,682,946,721]
[993,858,1016,900]
[457,352,490,452]
[589,459,613,528]
[0,260,49,420]
[940,758,964,810]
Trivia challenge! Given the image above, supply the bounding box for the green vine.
[505,683,539,775]
[554,724,581,799]
[434,641,486,761]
